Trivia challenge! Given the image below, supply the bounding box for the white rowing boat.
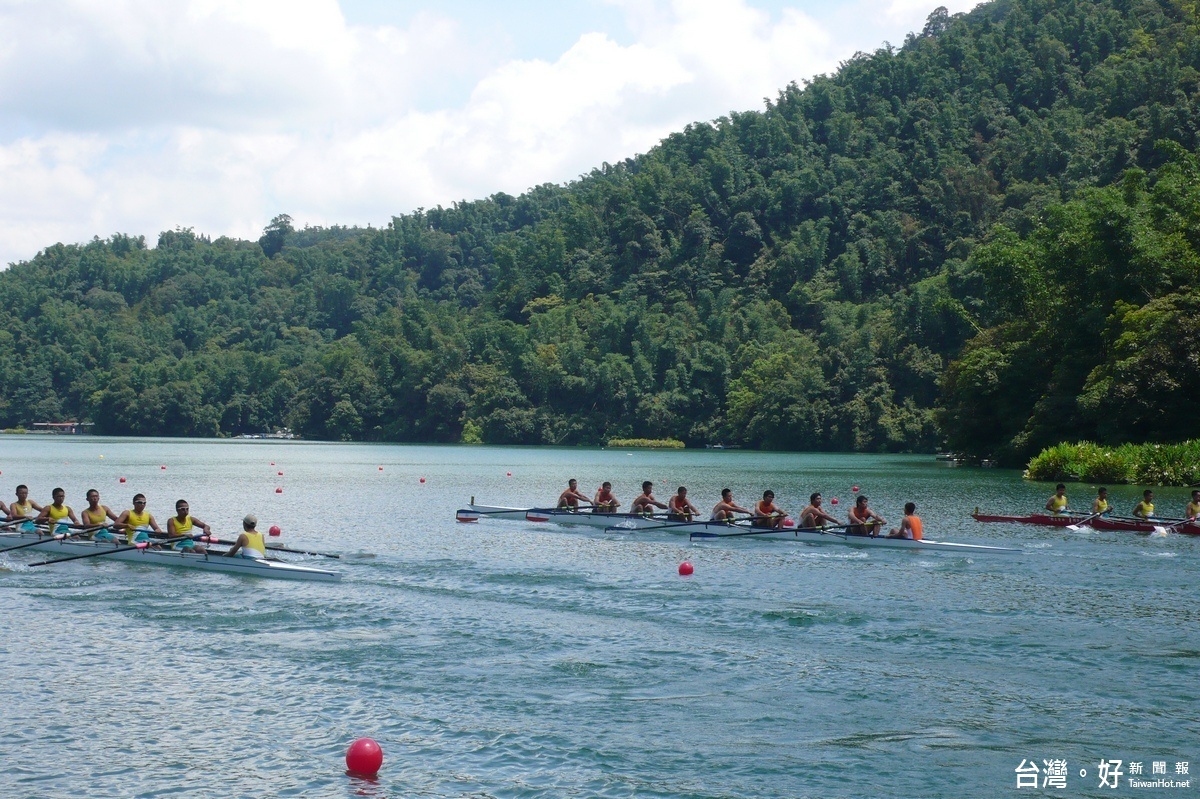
[606,519,1022,555]
[0,529,342,582]
[458,503,669,529]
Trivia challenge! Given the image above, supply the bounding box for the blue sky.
[0,0,982,266]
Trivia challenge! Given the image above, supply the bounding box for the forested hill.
[3,0,1199,461]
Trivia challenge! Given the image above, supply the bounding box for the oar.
[455,507,534,523]
[1153,516,1197,535]
[28,535,193,567]
[1066,512,1103,531]
[691,523,855,540]
[526,509,675,523]
[176,534,340,559]
[0,526,105,553]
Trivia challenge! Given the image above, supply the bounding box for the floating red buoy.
[275,487,283,494]
[277,471,283,476]
[678,561,694,576]
[345,737,383,776]
[852,485,859,493]
[378,466,383,471]
[270,462,275,466]
[119,477,126,483]
[506,471,512,477]
[419,477,426,484]
[160,465,166,470]
[269,525,281,537]
[830,497,839,505]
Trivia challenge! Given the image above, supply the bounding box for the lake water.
[1,436,1197,798]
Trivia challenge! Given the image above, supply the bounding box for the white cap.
[243,514,258,527]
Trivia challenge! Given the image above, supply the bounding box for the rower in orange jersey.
[668,486,700,522]
[592,481,620,512]
[711,488,751,522]
[557,479,592,511]
[753,490,787,529]
[847,494,886,537]
[799,493,841,529]
[887,502,923,540]
[630,481,668,516]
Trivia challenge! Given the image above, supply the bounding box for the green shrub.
[606,438,686,449]
[1027,440,1199,486]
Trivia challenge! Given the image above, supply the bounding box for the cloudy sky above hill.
[0,0,981,266]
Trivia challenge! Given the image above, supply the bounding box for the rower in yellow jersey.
[8,484,43,521]
[1186,490,1200,520]
[116,494,163,544]
[35,487,80,535]
[225,515,266,559]
[167,499,212,553]
[81,488,120,541]
[1045,484,1069,515]
[1132,489,1156,520]
[1091,487,1111,515]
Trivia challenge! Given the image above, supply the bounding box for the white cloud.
[0,0,981,266]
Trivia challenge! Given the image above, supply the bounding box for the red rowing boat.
[972,512,1200,535]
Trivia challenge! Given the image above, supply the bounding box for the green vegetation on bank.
[606,438,686,449]
[1026,441,1200,486]
[0,0,1198,457]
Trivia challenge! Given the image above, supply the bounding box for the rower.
[1186,490,1200,520]
[847,495,885,537]
[35,487,79,535]
[711,488,750,522]
[668,486,700,522]
[887,502,923,539]
[1045,484,1069,515]
[557,479,591,512]
[9,484,43,521]
[225,515,266,558]
[81,488,120,542]
[630,481,667,516]
[592,481,620,512]
[754,490,787,529]
[166,499,212,554]
[1132,489,1155,520]
[799,493,840,529]
[1092,487,1110,516]
[116,494,163,544]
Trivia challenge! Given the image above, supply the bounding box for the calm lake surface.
[1,436,1197,798]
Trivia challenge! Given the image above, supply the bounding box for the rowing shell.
[681,524,1022,554]
[0,530,341,582]
[457,504,668,529]
[972,512,1200,535]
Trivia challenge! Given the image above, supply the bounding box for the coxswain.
[116,494,163,544]
[225,514,266,558]
[668,486,700,522]
[630,481,668,515]
[847,495,886,537]
[1092,487,1110,516]
[557,479,591,512]
[887,502,923,539]
[593,481,620,512]
[9,484,43,520]
[1132,489,1155,520]
[1045,484,1069,515]
[799,493,841,529]
[35,487,79,535]
[753,490,787,529]
[711,488,750,522]
[81,488,120,542]
[166,499,211,553]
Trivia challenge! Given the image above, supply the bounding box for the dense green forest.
[2,0,1199,462]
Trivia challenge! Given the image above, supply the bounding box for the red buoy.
[269,525,281,537]
[506,471,512,477]
[852,485,860,493]
[345,737,383,776]
[160,465,166,470]
[275,487,283,494]
[119,476,126,483]
[419,477,426,484]
[378,466,383,471]
[277,471,283,476]
[678,561,694,576]
[270,462,275,466]
[830,497,839,505]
